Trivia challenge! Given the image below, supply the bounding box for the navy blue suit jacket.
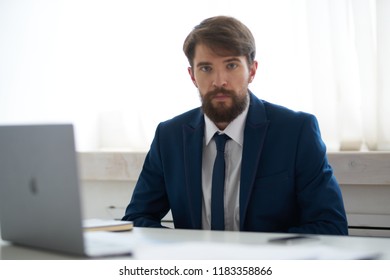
[123,93,348,235]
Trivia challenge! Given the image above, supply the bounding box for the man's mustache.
[205,87,235,98]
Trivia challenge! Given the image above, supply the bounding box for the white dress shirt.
[201,94,249,231]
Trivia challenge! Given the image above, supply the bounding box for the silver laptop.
[0,124,133,257]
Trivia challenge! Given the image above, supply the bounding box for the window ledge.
[78,151,390,185]
[78,151,146,181]
[327,151,390,185]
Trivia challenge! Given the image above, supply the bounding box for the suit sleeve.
[122,123,170,227]
[288,115,348,235]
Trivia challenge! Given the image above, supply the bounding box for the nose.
[212,71,228,88]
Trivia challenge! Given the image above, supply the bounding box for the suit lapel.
[240,94,269,230]
[180,94,269,230]
[182,110,204,229]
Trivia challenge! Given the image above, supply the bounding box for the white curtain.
[306,0,389,151]
[0,0,388,151]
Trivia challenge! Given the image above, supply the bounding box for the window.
[1,0,388,151]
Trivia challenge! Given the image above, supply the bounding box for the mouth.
[212,92,231,101]
[203,88,235,105]
[212,96,230,105]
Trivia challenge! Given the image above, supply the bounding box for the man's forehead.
[194,44,246,63]
[195,43,237,57]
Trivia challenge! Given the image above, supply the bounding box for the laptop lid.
[0,124,86,255]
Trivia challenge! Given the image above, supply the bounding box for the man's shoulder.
[247,95,317,131]
[260,99,314,121]
[159,107,203,128]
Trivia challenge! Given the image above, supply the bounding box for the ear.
[248,60,258,83]
[188,67,198,88]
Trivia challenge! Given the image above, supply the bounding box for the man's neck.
[215,122,229,131]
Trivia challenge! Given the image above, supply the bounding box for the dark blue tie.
[211,133,230,230]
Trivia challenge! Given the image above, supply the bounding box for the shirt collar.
[204,93,250,147]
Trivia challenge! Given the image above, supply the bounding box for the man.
[123,16,348,235]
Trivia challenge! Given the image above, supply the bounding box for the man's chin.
[212,99,232,108]
[208,108,234,123]
[201,93,247,124]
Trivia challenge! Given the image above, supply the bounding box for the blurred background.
[1,0,389,151]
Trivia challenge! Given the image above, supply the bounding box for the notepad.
[83,219,133,232]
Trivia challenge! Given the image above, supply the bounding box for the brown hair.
[183,16,256,68]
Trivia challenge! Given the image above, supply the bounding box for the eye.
[227,63,238,70]
[200,65,212,72]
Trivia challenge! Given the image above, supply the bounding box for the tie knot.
[214,133,230,153]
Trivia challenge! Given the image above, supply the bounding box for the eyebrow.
[224,57,241,64]
[195,57,242,68]
[196,62,211,68]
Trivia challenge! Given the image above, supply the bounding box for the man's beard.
[200,87,248,124]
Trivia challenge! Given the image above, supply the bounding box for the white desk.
[1,227,390,260]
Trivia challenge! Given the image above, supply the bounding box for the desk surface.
[1,227,390,260]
